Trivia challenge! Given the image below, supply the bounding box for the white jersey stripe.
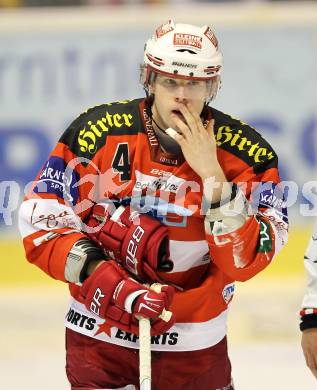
[65,298,228,352]
[169,240,210,272]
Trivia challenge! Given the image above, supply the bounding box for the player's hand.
[302,328,317,379]
[169,102,224,181]
[80,260,175,335]
[85,203,173,284]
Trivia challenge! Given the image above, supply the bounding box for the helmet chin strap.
[151,115,167,134]
[146,96,183,156]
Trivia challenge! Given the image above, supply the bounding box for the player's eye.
[162,78,177,87]
[188,81,203,88]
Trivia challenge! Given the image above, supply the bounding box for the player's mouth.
[171,110,186,123]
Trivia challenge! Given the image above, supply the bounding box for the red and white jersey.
[19,98,288,351]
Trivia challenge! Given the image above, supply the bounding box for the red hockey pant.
[66,328,234,390]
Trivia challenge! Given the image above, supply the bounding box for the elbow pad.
[65,238,105,284]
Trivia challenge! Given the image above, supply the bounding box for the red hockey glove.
[80,260,175,335]
[85,203,173,283]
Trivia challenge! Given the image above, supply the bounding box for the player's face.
[150,74,210,131]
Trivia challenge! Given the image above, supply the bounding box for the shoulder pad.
[211,108,278,173]
[60,99,142,162]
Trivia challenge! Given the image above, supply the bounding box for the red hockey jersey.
[19,98,288,351]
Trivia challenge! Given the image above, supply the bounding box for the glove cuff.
[300,313,317,331]
[146,227,171,271]
[113,277,148,312]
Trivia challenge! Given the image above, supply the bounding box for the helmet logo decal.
[204,27,219,49]
[156,20,174,38]
[171,61,198,69]
[173,33,202,50]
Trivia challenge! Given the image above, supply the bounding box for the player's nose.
[174,85,188,103]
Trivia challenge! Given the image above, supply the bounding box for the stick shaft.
[138,283,173,390]
[139,317,151,390]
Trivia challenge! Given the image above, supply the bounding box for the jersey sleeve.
[18,111,107,282]
[300,220,317,330]
[205,125,288,282]
[18,99,140,283]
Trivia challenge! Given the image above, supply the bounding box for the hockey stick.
[138,283,172,390]
[138,316,151,390]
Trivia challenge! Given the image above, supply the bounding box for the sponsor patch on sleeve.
[33,156,79,205]
[251,182,288,223]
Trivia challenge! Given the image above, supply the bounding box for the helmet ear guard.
[140,20,223,101]
[139,64,157,92]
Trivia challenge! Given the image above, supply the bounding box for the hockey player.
[300,220,317,379]
[19,20,288,390]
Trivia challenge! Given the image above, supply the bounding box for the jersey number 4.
[112,143,130,181]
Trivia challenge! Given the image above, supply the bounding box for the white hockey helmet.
[141,20,223,100]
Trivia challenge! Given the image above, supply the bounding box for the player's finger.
[185,102,205,132]
[171,113,191,140]
[308,356,317,379]
[178,104,197,133]
[206,119,215,137]
[305,351,317,376]
[311,351,317,374]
